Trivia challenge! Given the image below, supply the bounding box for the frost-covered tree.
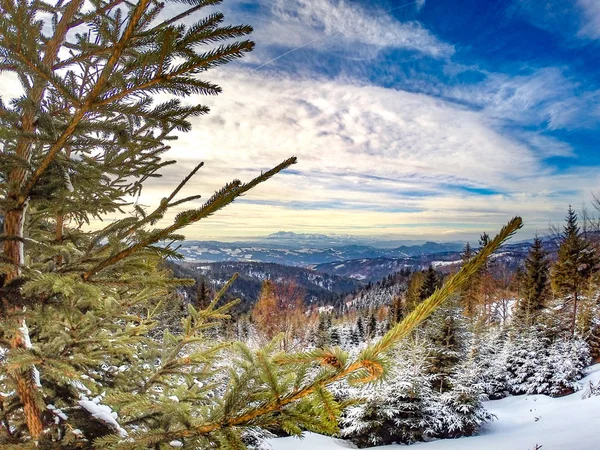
[339,342,437,448]
[505,328,590,396]
[428,357,494,439]
[472,327,509,399]
[340,340,493,447]
[422,303,469,392]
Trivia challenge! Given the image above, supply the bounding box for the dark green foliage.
[460,242,479,318]
[552,206,598,335]
[366,313,377,339]
[196,278,211,310]
[422,304,468,392]
[356,316,365,340]
[330,328,341,346]
[388,295,404,326]
[419,265,439,301]
[515,237,550,326]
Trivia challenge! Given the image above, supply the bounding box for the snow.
[32,366,41,387]
[267,432,357,449]
[267,364,600,450]
[431,260,460,268]
[79,398,128,437]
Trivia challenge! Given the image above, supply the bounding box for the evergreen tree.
[422,304,468,392]
[350,329,360,347]
[419,265,439,301]
[428,357,493,439]
[552,206,598,336]
[473,328,509,399]
[460,242,479,318]
[505,328,590,396]
[0,1,523,445]
[356,315,365,340]
[479,232,490,249]
[405,270,425,312]
[330,328,341,346]
[366,312,377,339]
[339,342,437,447]
[388,295,404,326]
[516,237,550,326]
[196,278,211,310]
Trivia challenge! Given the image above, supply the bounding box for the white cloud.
[128,68,596,240]
[578,0,600,40]
[443,67,600,131]
[235,0,453,62]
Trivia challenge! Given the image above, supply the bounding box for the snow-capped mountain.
[176,237,466,267]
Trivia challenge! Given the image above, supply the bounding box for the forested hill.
[169,261,363,312]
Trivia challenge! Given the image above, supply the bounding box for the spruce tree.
[196,279,211,310]
[516,236,550,326]
[356,315,365,341]
[419,265,439,301]
[0,1,524,446]
[405,270,425,312]
[330,328,341,347]
[552,206,598,336]
[423,304,468,392]
[460,242,479,318]
[366,312,377,340]
[388,295,404,327]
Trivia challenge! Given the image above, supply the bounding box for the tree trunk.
[12,333,43,440]
[3,203,44,439]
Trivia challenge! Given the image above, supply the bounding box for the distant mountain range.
[177,235,466,267]
[171,234,561,310]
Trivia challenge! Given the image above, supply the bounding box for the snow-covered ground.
[267,364,600,450]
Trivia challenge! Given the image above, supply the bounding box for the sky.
[156,0,600,242]
[6,0,600,242]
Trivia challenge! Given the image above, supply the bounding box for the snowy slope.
[266,364,600,450]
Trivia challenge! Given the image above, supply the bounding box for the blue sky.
[141,0,600,241]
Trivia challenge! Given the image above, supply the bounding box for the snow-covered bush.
[339,342,435,448]
[339,339,493,447]
[420,305,470,391]
[473,328,510,399]
[505,329,591,396]
[546,337,591,396]
[428,358,494,439]
[505,329,552,395]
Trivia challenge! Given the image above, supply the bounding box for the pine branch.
[82,157,297,280]
[119,217,523,445]
[16,0,152,208]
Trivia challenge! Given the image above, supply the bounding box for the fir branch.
[82,157,296,280]
[123,217,522,444]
